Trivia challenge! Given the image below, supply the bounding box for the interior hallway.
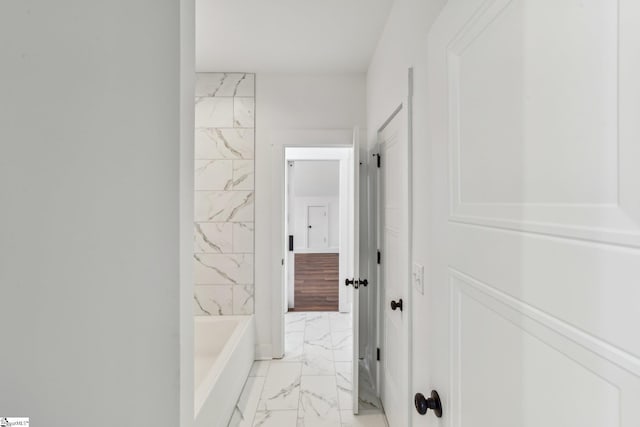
[227,312,387,426]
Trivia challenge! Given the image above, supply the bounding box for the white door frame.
[270,130,354,358]
[285,152,350,314]
[375,68,414,424]
[285,160,295,310]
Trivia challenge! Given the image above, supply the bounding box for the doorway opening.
[281,146,358,418]
[262,129,388,424]
[283,147,352,315]
[286,159,341,312]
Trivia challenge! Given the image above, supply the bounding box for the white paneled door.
[424,1,640,426]
[306,204,329,249]
[379,108,410,427]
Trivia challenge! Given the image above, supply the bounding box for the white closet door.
[306,205,329,250]
[379,109,410,427]
[423,1,640,426]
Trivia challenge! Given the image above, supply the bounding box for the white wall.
[0,1,194,426]
[366,0,446,424]
[180,0,196,425]
[291,160,340,251]
[254,73,366,358]
[293,160,340,198]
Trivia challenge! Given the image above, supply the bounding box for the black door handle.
[346,278,368,289]
[390,299,403,311]
[415,390,442,417]
[308,225,312,229]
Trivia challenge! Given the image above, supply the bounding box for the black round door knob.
[414,390,443,417]
[390,299,403,311]
[345,278,355,287]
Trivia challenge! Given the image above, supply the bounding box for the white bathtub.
[194,315,255,427]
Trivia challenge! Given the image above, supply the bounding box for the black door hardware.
[308,225,312,229]
[372,153,380,168]
[288,235,294,251]
[390,299,403,311]
[414,390,442,417]
[345,278,368,289]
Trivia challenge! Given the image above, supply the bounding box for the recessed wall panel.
[455,0,618,205]
[450,272,640,426]
[446,0,640,247]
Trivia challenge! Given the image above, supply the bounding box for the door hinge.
[377,250,381,265]
[376,153,381,168]
[377,347,380,361]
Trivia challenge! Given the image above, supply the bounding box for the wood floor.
[292,253,339,312]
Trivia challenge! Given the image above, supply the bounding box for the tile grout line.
[250,360,272,425]
[295,314,306,425]
[332,324,347,426]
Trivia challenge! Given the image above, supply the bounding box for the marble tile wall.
[194,73,255,316]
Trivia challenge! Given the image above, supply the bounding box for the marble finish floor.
[227,312,388,427]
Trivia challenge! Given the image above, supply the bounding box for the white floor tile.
[301,346,335,376]
[331,329,353,362]
[236,376,265,426]
[253,410,298,427]
[304,332,334,352]
[254,312,388,427]
[297,417,341,427]
[249,360,271,377]
[298,376,341,427]
[304,313,331,342]
[334,362,352,410]
[329,312,352,333]
[286,312,307,332]
[258,361,302,411]
[339,411,388,427]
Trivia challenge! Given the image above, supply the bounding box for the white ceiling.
[195,0,395,73]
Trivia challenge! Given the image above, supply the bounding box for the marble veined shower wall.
[194,73,255,315]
